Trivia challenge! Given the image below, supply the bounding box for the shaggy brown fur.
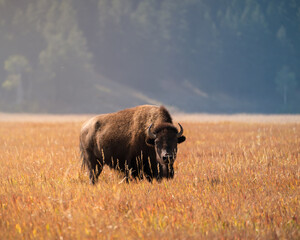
[80,105,186,184]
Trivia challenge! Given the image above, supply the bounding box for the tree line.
[0,0,299,113]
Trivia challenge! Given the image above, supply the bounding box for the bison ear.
[146,138,155,147]
[178,135,186,144]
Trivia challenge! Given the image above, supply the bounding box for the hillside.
[0,0,299,113]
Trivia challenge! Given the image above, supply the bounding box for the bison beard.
[159,164,174,179]
[80,105,186,184]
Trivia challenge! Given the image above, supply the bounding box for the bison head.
[146,123,186,178]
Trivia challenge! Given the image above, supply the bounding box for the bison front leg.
[123,155,139,183]
[124,159,131,183]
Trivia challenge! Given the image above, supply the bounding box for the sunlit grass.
[0,119,299,239]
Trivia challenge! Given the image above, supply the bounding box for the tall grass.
[0,120,299,239]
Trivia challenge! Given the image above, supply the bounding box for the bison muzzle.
[80,105,186,184]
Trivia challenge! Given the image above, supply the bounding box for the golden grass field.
[0,114,299,239]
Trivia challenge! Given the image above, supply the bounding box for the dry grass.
[0,115,299,239]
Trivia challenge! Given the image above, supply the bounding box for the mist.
[0,0,299,114]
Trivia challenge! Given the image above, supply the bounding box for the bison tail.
[79,140,87,170]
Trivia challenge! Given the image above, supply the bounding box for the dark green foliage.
[0,0,299,113]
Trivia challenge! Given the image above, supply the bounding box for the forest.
[0,0,299,113]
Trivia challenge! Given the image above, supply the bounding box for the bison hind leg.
[81,147,103,185]
[89,160,103,185]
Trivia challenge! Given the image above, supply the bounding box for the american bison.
[80,105,186,184]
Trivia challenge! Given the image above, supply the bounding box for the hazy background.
[0,0,299,114]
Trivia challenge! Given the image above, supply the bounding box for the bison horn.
[147,124,156,139]
[177,123,184,138]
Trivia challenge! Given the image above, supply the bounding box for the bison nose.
[162,155,174,163]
